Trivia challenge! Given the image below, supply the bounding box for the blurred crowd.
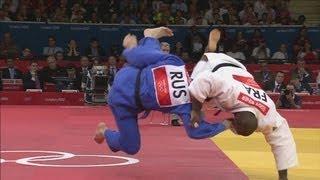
[0,0,308,26]
[1,25,319,64]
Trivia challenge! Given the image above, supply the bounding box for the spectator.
[85,38,105,58]
[77,56,91,91]
[293,27,310,58]
[297,42,318,64]
[15,5,30,21]
[204,1,219,22]
[276,84,301,109]
[226,44,246,62]
[277,3,291,23]
[65,39,80,57]
[239,5,257,25]
[70,3,86,23]
[252,39,271,60]
[173,10,187,24]
[117,55,126,69]
[290,77,313,95]
[108,13,119,23]
[152,0,163,12]
[108,44,120,57]
[291,59,313,83]
[107,56,118,87]
[78,56,91,75]
[187,14,208,25]
[120,13,136,24]
[190,34,205,59]
[153,3,174,25]
[23,61,43,90]
[217,29,231,53]
[43,36,63,56]
[52,4,69,22]
[160,42,170,54]
[21,47,34,60]
[1,58,22,79]
[264,71,286,93]
[31,8,47,22]
[296,15,306,25]
[41,56,67,84]
[0,0,18,14]
[171,0,188,14]
[98,0,119,22]
[208,12,222,25]
[0,32,19,58]
[259,12,270,25]
[250,29,265,49]
[223,6,238,25]
[254,0,267,19]
[234,31,247,52]
[173,41,183,57]
[262,2,276,21]
[55,51,65,62]
[272,44,288,61]
[86,12,101,24]
[139,12,152,24]
[184,26,205,58]
[253,61,272,86]
[0,8,11,21]
[65,64,79,90]
[204,7,221,25]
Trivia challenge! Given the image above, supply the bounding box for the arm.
[263,120,298,180]
[190,95,203,127]
[189,72,214,126]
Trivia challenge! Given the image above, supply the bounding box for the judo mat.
[1,105,319,180]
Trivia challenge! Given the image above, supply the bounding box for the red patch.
[233,75,261,89]
[237,92,269,115]
[153,67,171,106]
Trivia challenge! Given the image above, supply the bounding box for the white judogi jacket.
[189,53,298,170]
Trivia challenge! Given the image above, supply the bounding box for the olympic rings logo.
[0,150,139,167]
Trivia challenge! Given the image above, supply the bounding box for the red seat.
[44,83,56,92]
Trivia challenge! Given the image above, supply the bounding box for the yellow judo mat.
[212,128,320,180]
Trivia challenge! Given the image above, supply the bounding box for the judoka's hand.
[191,110,200,128]
[123,34,138,49]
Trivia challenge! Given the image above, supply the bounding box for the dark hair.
[68,39,77,43]
[90,37,98,42]
[29,60,38,65]
[48,36,56,41]
[276,71,285,74]
[232,111,258,136]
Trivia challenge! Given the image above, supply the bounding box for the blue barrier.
[1,22,319,57]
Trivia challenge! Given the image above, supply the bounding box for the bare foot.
[94,122,107,144]
[122,34,138,49]
[207,29,221,52]
[144,27,174,39]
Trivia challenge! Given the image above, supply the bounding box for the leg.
[263,120,298,179]
[207,29,221,52]
[96,106,141,155]
[122,27,174,68]
[179,113,226,139]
